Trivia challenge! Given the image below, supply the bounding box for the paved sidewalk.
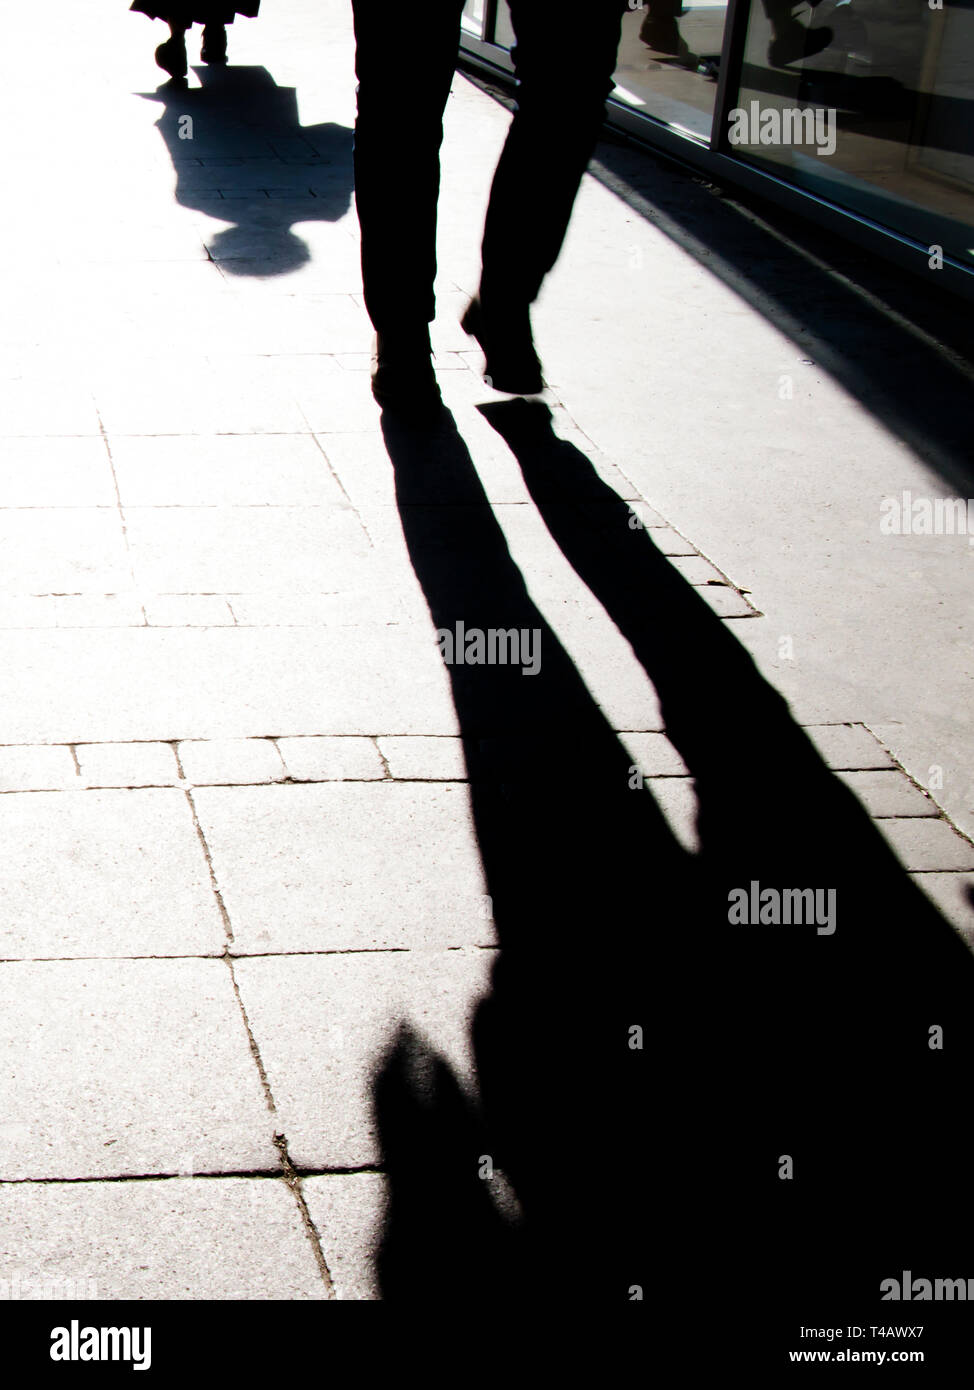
[1,2,972,1303]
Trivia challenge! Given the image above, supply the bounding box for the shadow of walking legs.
[478,398,974,1313]
[372,409,675,1301]
[371,400,974,1315]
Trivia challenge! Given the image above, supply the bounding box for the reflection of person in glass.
[130,4,260,81]
[640,0,832,72]
[352,0,627,419]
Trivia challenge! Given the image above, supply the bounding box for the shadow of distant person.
[140,66,353,276]
[372,400,974,1322]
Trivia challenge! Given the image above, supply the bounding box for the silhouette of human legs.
[201,22,228,64]
[478,2,624,311]
[639,0,686,56]
[130,5,259,75]
[144,15,189,79]
[351,0,466,335]
[760,0,833,67]
[350,0,464,413]
[352,0,625,405]
[467,0,625,393]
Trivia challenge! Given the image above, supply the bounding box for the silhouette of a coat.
[130,4,259,21]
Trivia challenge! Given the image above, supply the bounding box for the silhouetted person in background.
[352,0,627,417]
[130,3,260,81]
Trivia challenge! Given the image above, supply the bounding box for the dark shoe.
[461,297,544,396]
[768,22,833,69]
[155,36,188,79]
[639,16,682,56]
[201,24,228,65]
[371,330,443,422]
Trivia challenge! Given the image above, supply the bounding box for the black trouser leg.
[761,0,802,38]
[351,0,466,332]
[479,0,625,308]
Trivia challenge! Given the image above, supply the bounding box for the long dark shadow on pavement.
[373,406,668,1302]
[141,67,353,276]
[373,399,974,1318]
[479,399,974,1314]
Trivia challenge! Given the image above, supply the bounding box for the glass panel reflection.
[462,0,487,40]
[728,1,974,263]
[614,2,729,141]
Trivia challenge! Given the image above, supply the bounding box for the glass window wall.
[727,1,974,266]
[459,0,974,282]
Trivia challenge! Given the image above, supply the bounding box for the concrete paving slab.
[0,438,115,507]
[0,510,131,595]
[667,553,732,587]
[0,744,77,792]
[280,355,382,434]
[53,595,146,628]
[877,817,974,872]
[278,736,385,782]
[0,1177,327,1300]
[646,526,699,556]
[0,628,458,743]
[91,358,307,435]
[232,294,371,356]
[912,873,974,946]
[318,432,536,507]
[694,584,758,618]
[227,588,410,627]
[145,595,236,627]
[645,776,700,855]
[233,950,494,1168]
[110,432,345,507]
[179,737,286,786]
[76,742,179,789]
[869,719,974,840]
[622,732,689,778]
[378,737,469,782]
[0,788,224,959]
[124,504,372,594]
[303,1173,386,1300]
[194,782,494,953]
[0,597,60,629]
[837,769,940,819]
[0,380,101,436]
[803,724,897,770]
[0,958,276,1179]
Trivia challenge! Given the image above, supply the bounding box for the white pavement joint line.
[272,1134,336,1298]
[95,408,148,627]
[862,722,974,849]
